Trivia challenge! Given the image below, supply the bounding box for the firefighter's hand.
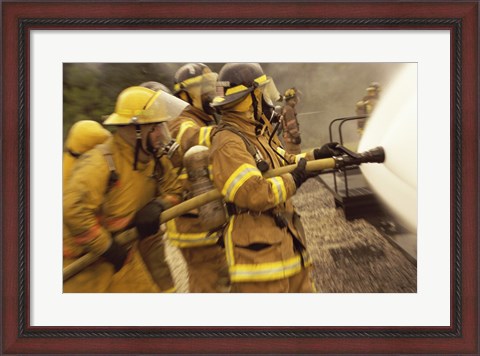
[292,136,302,145]
[291,158,317,189]
[101,239,128,272]
[313,142,340,159]
[133,200,165,240]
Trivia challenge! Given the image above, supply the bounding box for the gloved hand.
[101,239,128,272]
[133,200,165,240]
[292,136,302,145]
[313,142,340,160]
[290,158,317,189]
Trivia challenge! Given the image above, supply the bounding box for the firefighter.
[164,63,230,293]
[63,86,186,293]
[63,120,111,186]
[209,63,338,293]
[281,87,302,154]
[356,82,381,134]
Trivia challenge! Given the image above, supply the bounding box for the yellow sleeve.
[274,145,315,164]
[210,132,296,212]
[63,149,111,255]
[157,155,183,208]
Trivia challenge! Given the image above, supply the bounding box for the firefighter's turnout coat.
[166,106,219,247]
[166,106,230,292]
[209,110,314,292]
[63,134,181,293]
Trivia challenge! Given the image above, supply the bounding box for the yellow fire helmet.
[284,87,302,101]
[64,120,112,186]
[65,120,111,156]
[211,63,279,112]
[173,63,218,114]
[366,82,381,93]
[173,63,218,96]
[103,86,188,126]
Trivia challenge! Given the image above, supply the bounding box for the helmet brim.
[103,113,134,126]
[210,87,254,110]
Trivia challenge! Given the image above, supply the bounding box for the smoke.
[260,63,405,149]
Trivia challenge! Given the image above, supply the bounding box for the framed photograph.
[2,1,478,354]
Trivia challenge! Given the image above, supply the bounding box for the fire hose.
[63,146,385,281]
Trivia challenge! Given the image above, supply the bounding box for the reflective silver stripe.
[267,177,286,204]
[222,164,261,202]
[229,255,304,282]
[165,220,219,247]
[294,152,307,163]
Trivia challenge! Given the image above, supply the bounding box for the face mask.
[146,122,172,154]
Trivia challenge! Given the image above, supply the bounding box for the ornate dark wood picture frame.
[2,1,478,354]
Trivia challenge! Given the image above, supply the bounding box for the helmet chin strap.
[250,92,260,123]
[184,91,194,107]
[133,124,142,170]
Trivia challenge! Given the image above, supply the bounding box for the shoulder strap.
[212,124,258,158]
[212,124,269,172]
[95,143,119,189]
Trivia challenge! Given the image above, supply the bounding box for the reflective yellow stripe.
[225,214,309,282]
[276,147,286,156]
[221,164,261,202]
[224,75,268,96]
[165,220,218,247]
[178,167,188,181]
[253,74,268,85]
[212,96,225,104]
[225,85,249,95]
[294,152,307,163]
[174,75,203,92]
[266,177,286,204]
[176,121,197,146]
[224,216,236,266]
[198,126,213,147]
[171,166,181,176]
[230,255,304,282]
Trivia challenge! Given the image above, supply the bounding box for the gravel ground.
[294,178,417,293]
[166,178,417,293]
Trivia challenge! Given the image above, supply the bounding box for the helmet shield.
[262,77,280,106]
[200,72,218,97]
[104,86,188,126]
[147,122,173,153]
[134,91,188,124]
